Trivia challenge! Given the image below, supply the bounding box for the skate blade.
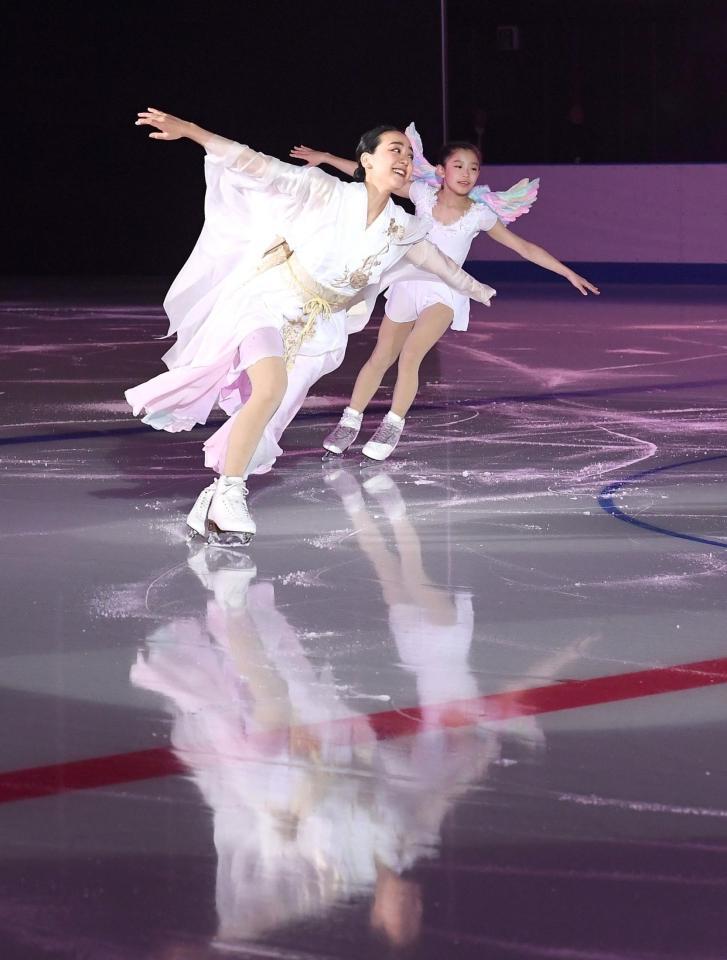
[207,530,255,548]
[321,449,343,461]
[186,525,206,543]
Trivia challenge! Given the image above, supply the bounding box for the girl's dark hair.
[353,124,403,182]
[438,140,482,166]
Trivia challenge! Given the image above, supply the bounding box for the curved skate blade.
[321,449,342,461]
[207,523,255,548]
[207,530,255,548]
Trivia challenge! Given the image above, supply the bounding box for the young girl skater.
[291,125,599,462]
[127,110,496,545]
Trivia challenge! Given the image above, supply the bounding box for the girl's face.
[437,148,480,196]
[361,131,413,191]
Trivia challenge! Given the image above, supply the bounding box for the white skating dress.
[385,179,498,332]
[125,137,495,475]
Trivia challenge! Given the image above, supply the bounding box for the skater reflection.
[130,478,578,951]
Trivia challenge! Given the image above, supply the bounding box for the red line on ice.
[2,656,727,805]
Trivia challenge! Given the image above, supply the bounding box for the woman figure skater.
[126,110,496,546]
[290,125,599,462]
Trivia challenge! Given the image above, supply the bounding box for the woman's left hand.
[568,272,600,296]
[135,107,191,141]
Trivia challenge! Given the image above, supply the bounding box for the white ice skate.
[186,478,218,540]
[322,406,363,459]
[361,412,404,462]
[206,476,257,547]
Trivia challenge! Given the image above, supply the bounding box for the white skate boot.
[322,406,363,458]
[361,411,405,462]
[186,478,217,540]
[206,475,257,547]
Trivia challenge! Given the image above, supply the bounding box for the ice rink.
[2,279,727,958]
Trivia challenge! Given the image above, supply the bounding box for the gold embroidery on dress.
[282,256,351,369]
[281,298,330,370]
[331,217,406,291]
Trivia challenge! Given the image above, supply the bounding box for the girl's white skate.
[206,476,256,547]
[322,406,363,459]
[361,412,404,462]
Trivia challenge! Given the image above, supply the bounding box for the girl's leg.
[390,304,453,418]
[322,316,412,456]
[361,305,453,462]
[349,315,414,414]
[222,356,287,477]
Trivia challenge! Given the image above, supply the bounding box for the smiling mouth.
[392,167,407,178]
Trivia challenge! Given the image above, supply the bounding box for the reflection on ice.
[131,568,493,947]
[129,472,598,952]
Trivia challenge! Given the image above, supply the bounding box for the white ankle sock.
[343,406,363,421]
[384,411,405,426]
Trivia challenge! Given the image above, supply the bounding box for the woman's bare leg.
[390,304,453,418]
[222,356,287,477]
[348,315,413,413]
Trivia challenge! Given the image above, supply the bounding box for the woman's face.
[361,131,413,191]
[437,148,480,196]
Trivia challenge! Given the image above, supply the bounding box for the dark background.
[5,0,726,276]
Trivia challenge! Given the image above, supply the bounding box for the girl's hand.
[135,107,190,141]
[289,144,328,166]
[568,271,600,296]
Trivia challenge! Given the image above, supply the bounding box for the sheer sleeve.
[203,134,332,203]
[404,240,496,305]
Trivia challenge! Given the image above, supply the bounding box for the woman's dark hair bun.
[353,124,402,181]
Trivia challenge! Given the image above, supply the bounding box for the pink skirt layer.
[126,325,344,477]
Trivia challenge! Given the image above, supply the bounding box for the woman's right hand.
[289,144,328,167]
[135,107,191,141]
[478,283,497,306]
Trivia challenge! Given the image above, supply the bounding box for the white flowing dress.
[125,137,495,476]
[385,179,498,332]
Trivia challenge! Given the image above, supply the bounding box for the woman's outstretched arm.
[486,221,600,296]
[136,108,320,191]
[136,107,253,161]
[405,240,496,305]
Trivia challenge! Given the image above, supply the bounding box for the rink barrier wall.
[469,162,727,281]
[466,260,727,284]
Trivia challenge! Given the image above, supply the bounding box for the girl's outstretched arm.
[486,221,600,295]
[289,145,358,177]
[289,144,412,199]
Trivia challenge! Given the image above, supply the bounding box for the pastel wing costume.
[405,122,539,223]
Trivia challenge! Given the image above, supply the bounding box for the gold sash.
[258,242,352,369]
